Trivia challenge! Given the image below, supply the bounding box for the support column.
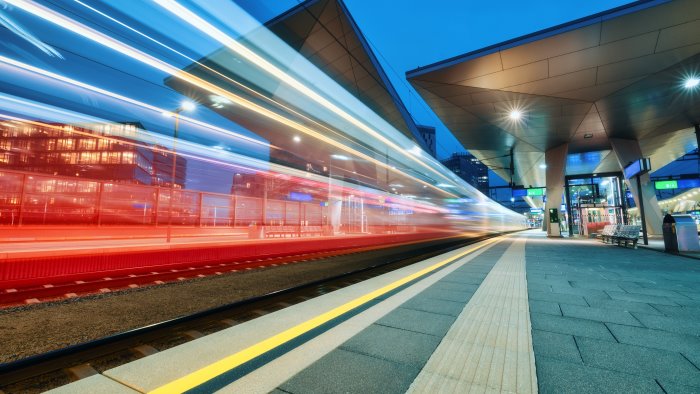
[609,138,663,235]
[544,143,568,237]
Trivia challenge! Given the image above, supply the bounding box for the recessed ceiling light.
[584,133,593,139]
[509,110,522,120]
[293,135,301,143]
[539,164,547,169]
[684,77,700,89]
[180,100,196,111]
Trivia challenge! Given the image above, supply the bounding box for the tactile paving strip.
[408,238,537,393]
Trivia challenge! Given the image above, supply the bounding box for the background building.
[416,125,436,157]
[0,122,186,188]
[441,152,489,194]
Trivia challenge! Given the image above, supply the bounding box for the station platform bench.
[599,224,642,249]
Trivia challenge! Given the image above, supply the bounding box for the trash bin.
[663,214,700,253]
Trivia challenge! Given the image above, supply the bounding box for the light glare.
[684,77,700,89]
[509,110,522,120]
[181,100,196,111]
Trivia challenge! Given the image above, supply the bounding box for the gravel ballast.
[0,255,390,363]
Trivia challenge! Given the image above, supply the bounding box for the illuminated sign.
[527,188,545,196]
[624,158,651,179]
[654,180,678,190]
[512,189,528,197]
[289,192,312,202]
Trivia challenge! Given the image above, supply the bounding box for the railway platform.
[46,231,700,393]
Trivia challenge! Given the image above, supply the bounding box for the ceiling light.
[684,77,700,89]
[584,133,593,139]
[331,154,350,161]
[293,135,301,143]
[180,100,196,111]
[539,164,547,169]
[509,110,522,120]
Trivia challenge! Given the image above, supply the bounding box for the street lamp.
[165,100,195,243]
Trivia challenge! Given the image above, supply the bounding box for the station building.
[407,0,700,237]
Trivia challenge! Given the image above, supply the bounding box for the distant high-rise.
[0,122,186,188]
[441,152,489,194]
[416,125,436,158]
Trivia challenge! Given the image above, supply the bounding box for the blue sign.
[289,192,313,202]
[624,158,651,179]
[512,189,527,197]
[678,179,700,189]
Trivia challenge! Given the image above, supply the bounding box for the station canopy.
[407,0,700,189]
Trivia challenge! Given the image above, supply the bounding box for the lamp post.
[165,100,195,243]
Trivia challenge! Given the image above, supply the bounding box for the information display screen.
[624,158,651,179]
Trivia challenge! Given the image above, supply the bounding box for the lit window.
[78,139,97,150]
[122,151,134,164]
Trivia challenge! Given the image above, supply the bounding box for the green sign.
[654,180,677,190]
[527,188,545,196]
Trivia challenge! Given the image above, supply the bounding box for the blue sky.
[235,0,698,184]
[235,0,637,159]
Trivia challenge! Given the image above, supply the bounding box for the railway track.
[0,233,498,393]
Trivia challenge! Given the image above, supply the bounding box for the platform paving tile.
[569,280,626,291]
[278,349,419,394]
[606,323,700,354]
[535,357,663,394]
[631,312,700,337]
[576,336,700,387]
[438,275,485,285]
[635,280,698,292]
[419,288,474,303]
[676,298,700,308]
[651,304,700,321]
[559,303,642,326]
[339,324,441,369]
[584,297,663,315]
[549,285,611,300]
[432,280,479,292]
[528,290,588,306]
[679,291,700,301]
[529,299,561,316]
[375,307,456,338]
[531,330,582,364]
[605,290,681,306]
[616,284,692,299]
[530,312,616,341]
[657,380,700,394]
[400,295,465,317]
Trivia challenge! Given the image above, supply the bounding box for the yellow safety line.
[149,237,503,394]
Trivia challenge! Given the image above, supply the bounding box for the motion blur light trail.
[0,0,524,293]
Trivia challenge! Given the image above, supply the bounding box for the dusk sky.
[236,0,636,159]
